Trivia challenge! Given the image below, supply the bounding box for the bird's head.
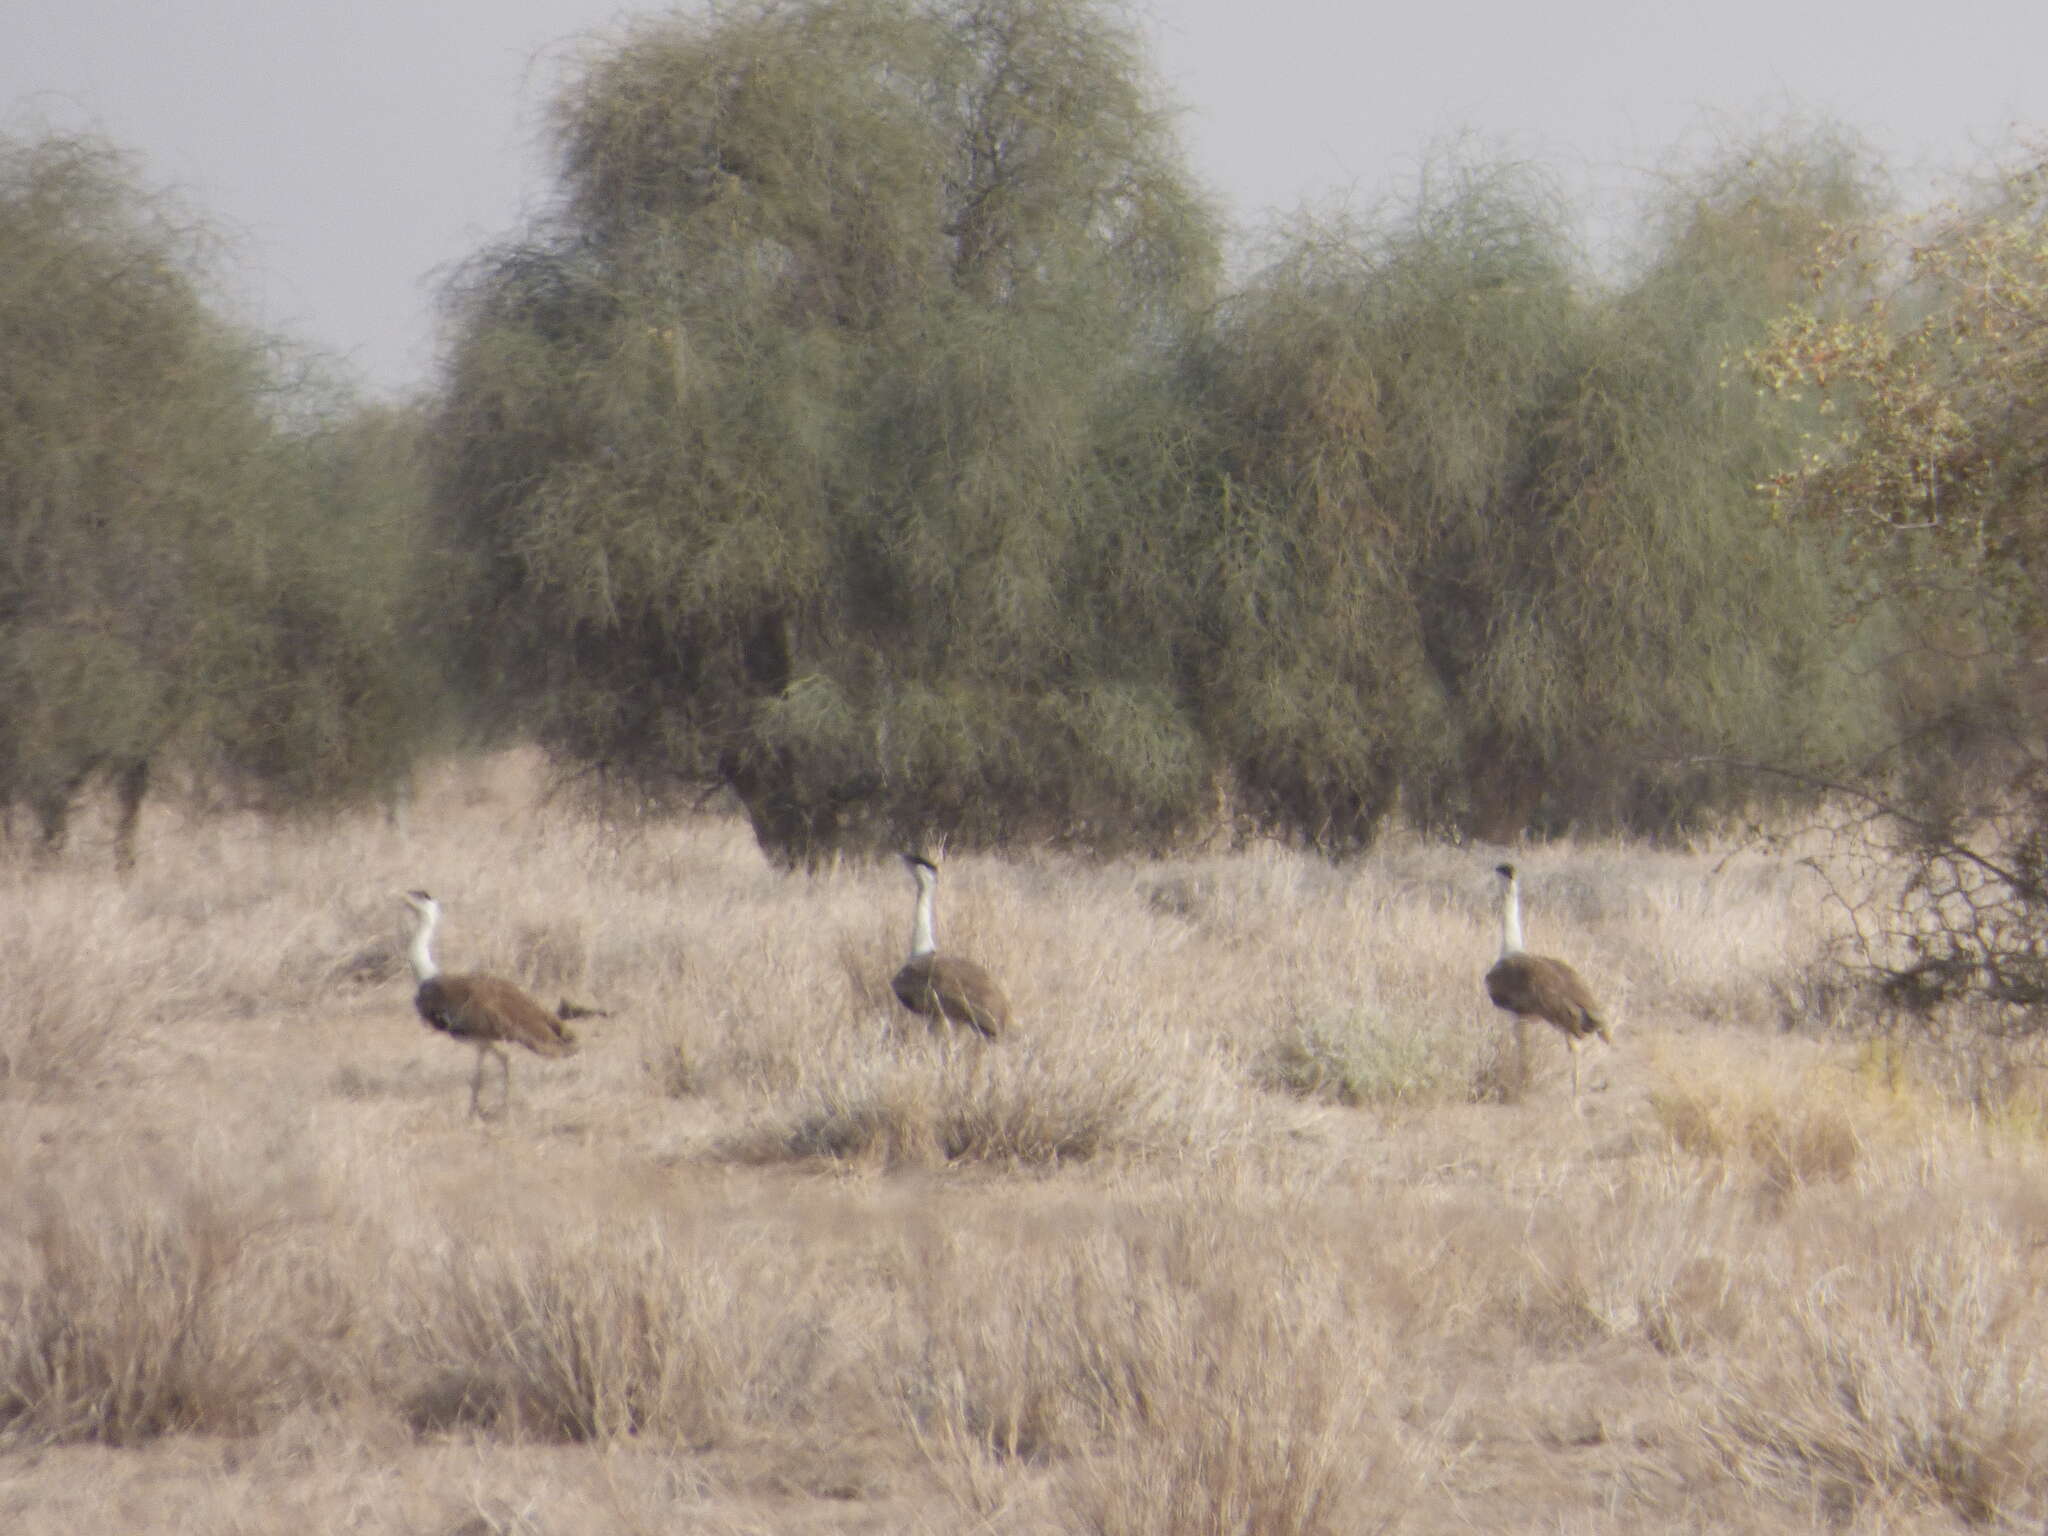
[900,851,938,881]
[1494,862,1518,882]
[401,888,439,919]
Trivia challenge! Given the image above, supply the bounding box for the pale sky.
[9,1,2044,397]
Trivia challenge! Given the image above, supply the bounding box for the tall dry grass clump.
[0,875,135,1093]
[1693,1197,2048,1525]
[727,1020,1286,1170]
[869,1193,1420,1532]
[398,1217,843,1446]
[0,1150,356,1446]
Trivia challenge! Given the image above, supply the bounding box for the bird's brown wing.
[891,955,935,1017]
[893,954,1010,1039]
[1485,953,1609,1042]
[416,973,580,1056]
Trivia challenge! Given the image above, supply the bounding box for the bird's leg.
[1568,1038,1582,1106]
[495,1047,513,1117]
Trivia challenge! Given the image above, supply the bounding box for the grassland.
[4,752,2048,1534]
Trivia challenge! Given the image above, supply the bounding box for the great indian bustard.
[400,889,583,1118]
[1484,862,1612,1103]
[891,853,1012,1040]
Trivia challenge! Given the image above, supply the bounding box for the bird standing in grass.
[891,853,1011,1040]
[400,889,581,1118]
[1485,862,1611,1103]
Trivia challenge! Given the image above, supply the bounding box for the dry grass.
[3,753,2047,1532]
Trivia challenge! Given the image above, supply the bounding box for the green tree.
[1184,138,1889,847]
[435,0,1220,864]
[210,399,444,814]
[0,133,438,863]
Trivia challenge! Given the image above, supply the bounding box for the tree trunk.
[113,757,149,875]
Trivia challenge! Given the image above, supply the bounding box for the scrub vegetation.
[11,2,2048,1526]
[5,754,2048,1535]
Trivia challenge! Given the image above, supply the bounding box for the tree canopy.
[0,132,437,863]
[1176,137,1892,846]
[435,1,1908,861]
[437,0,1222,862]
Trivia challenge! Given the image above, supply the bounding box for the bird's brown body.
[1484,953,1610,1045]
[413,973,581,1059]
[892,952,1010,1040]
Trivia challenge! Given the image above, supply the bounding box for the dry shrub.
[1253,1005,1469,1107]
[878,1197,1411,1533]
[885,1228,1125,1499]
[1639,1254,1749,1359]
[1617,852,1833,1030]
[1650,1057,1866,1194]
[1697,1232,2048,1525]
[0,880,140,1093]
[725,1025,1274,1170]
[642,1035,703,1099]
[1420,1162,1769,1367]
[1053,1215,1409,1535]
[1061,1311,1393,1536]
[835,929,898,1016]
[401,1221,834,1445]
[1870,1034,2048,1146]
[0,1158,353,1445]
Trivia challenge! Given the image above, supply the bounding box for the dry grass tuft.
[1253,1003,1470,1107]
[1649,1052,1871,1193]
[0,878,145,1093]
[727,1025,1275,1170]
[400,1219,831,1447]
[1060,1309,1393,1536]
[881,1196,1412,1533]
[0,1152,354,1446]
[1698,1225,2048,1525]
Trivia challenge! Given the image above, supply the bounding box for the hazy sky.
[9,1,2046,396]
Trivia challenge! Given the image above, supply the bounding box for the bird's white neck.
[407,907,441,983]
[909,874,937,958]
[1499,877,1525,959]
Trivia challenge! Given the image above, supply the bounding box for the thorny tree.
[1750,150,2048,1028]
